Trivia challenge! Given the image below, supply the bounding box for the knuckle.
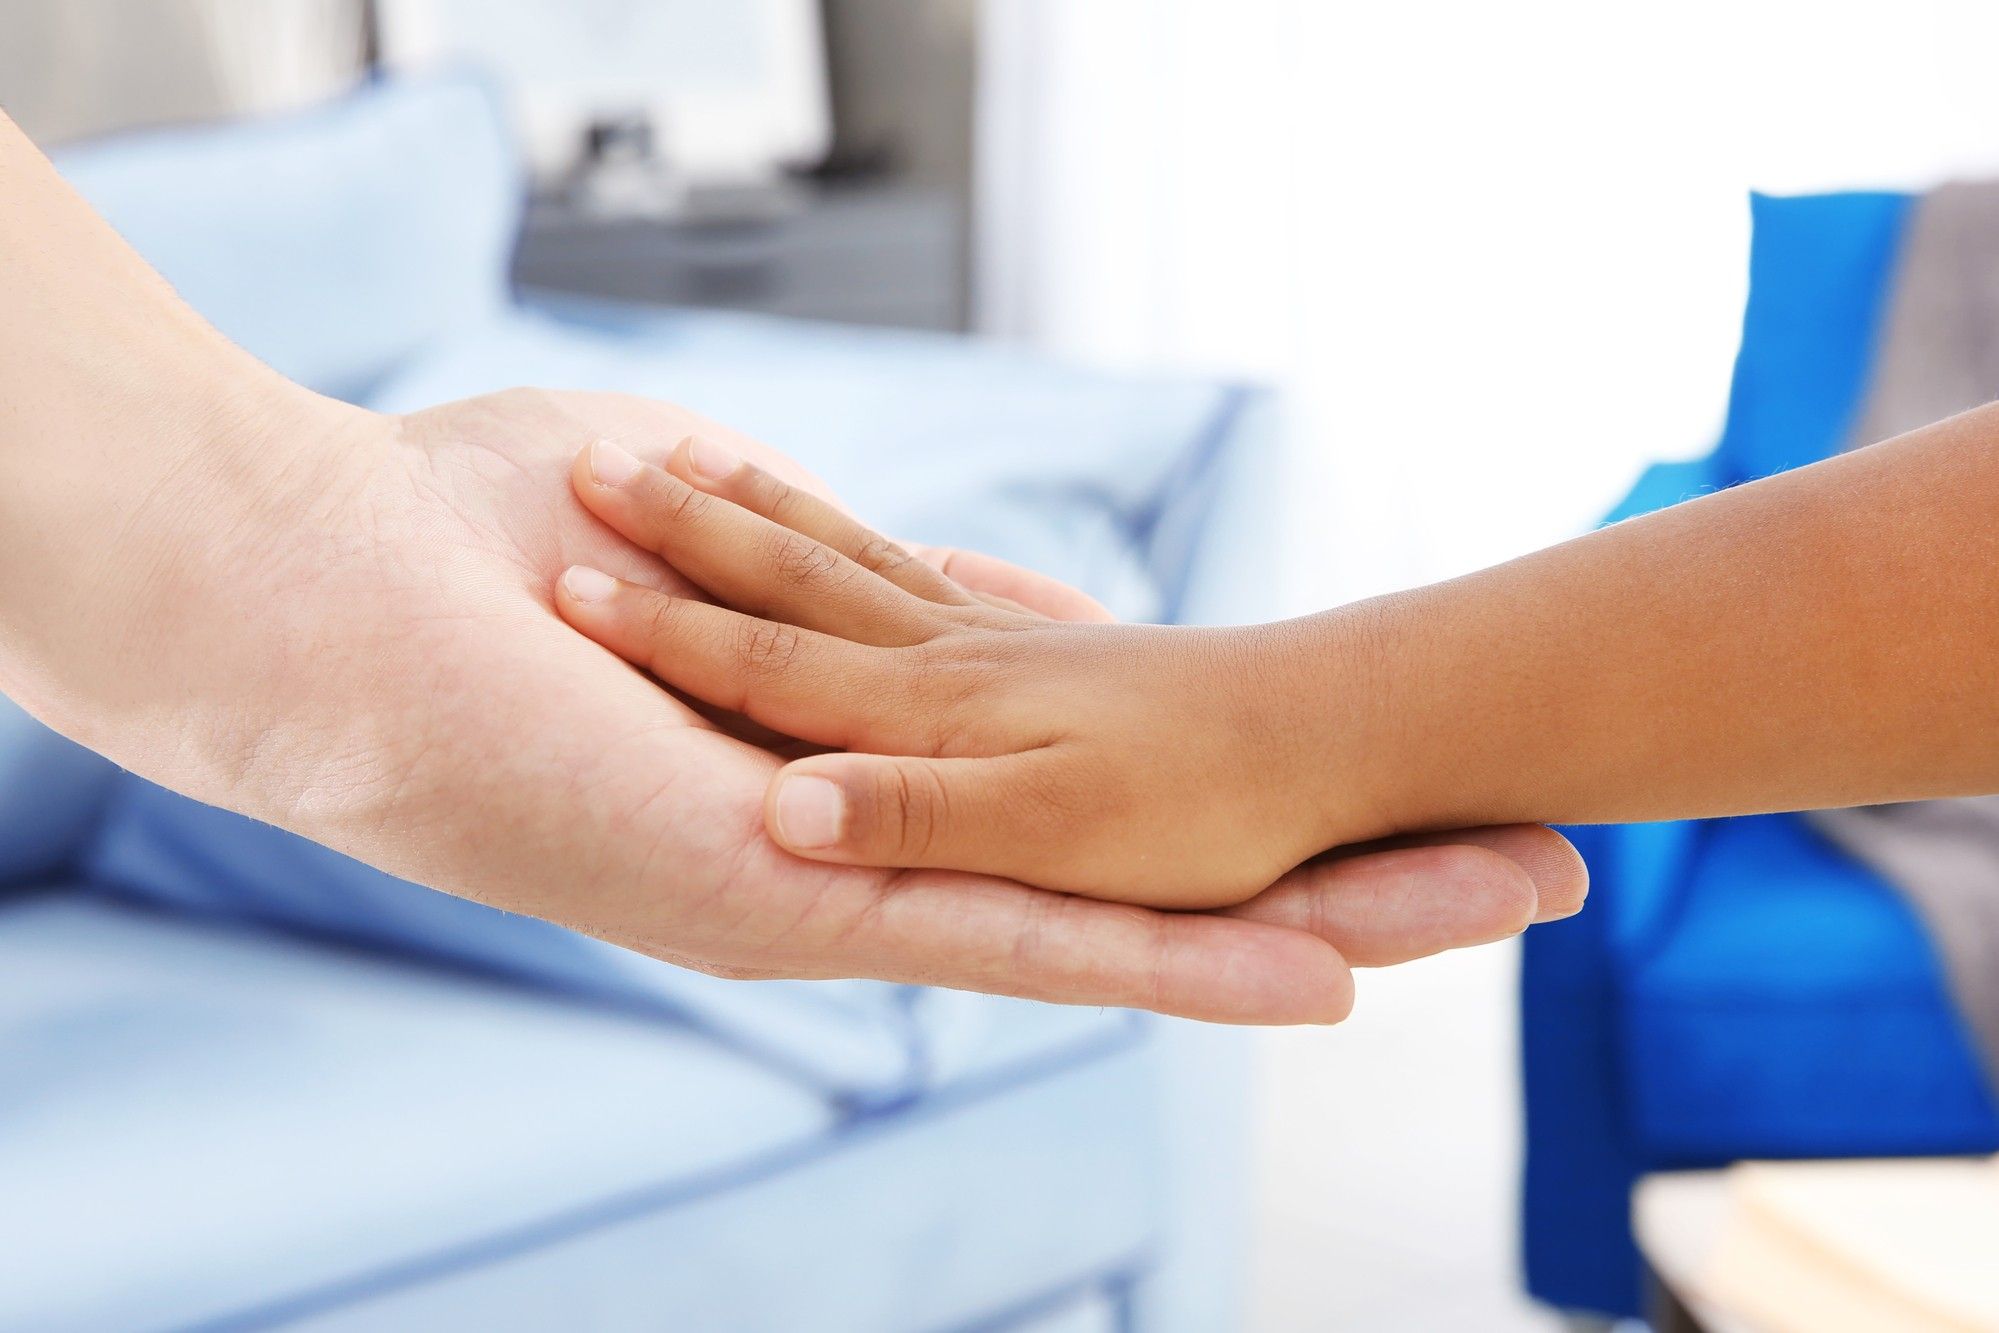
[924,711,974,756]
[768,530,842,588]
[853,534,914,577]
[907,639,1001,753]
[919,685,984,755]
[661,480,712,527]
[757,474,808,528]
[735,619,804,674]
[881,763,946,861]
[918,635,999,698]
[637,593,682,643]
[1006,893,1057,980]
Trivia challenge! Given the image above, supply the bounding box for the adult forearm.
[0,110,266,462]
[0,109,353,745]
[1311,405,1999,835]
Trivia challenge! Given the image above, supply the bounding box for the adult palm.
[30,386,1584,1024]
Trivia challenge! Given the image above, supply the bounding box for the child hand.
[555,437,1372,910]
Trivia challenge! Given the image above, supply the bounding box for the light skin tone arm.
[553,416,1999,909]
[0,108,1583,1022]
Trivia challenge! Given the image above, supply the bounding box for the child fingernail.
[684,436,742,482]
[774,775,844,849]
[590,440,645,487]
[562,566,618,603]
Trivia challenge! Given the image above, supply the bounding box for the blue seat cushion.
[1621,815,1999,1159]
[0,894,1162,1332]
[82,766,1128,1113]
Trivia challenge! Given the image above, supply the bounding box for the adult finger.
[802,867,1356,1025]
[1222,825,1587,966]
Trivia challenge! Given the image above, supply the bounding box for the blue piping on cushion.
[212,1261,1162,1333]
[942,1266,1143,1333]
[77,875,913,1117]
[1141,383,1259,626]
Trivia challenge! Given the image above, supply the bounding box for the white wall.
[980,0,1999,609]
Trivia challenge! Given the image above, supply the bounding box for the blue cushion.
[54,75,519,402]
[0,895,1162,1332]
[1622,815,1999,1158]
[375,302,1259,623]
[1148,386,1294,628]
[0,698,115,891]
[1714,191,1911,482]
[82,775,1124,1110]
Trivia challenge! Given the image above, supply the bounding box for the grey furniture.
[511,182,965,331]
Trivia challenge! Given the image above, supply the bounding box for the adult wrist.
[0,348,376,756]
[0,108,395,818]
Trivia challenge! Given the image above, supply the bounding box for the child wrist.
[1291,599,1429,848]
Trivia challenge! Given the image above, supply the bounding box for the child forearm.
[1316,403,1999,836]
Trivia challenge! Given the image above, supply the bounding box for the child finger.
[664,435,977,608]
[556,565,905,750]
[762,750,1066,882]
[574,440,939,645]
[904,544,1117,624]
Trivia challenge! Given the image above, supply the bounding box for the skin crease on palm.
[0,106,1585,1025]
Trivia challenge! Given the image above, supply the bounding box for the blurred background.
[7,2,1999,1330]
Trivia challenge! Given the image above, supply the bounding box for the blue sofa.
[0,76,1291,1332]
[1519,190,1999,1321]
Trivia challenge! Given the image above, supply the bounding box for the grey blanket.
[1805,178,1999,1085]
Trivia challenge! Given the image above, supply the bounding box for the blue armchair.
[1519,190,1999,1321]
[0,76,1286,1331]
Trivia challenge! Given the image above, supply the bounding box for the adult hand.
[0,97,1585,1023]
[7,377,1582,1023]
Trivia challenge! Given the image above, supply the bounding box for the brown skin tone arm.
[553,408,1999,909]
[1347,402,1999,836]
